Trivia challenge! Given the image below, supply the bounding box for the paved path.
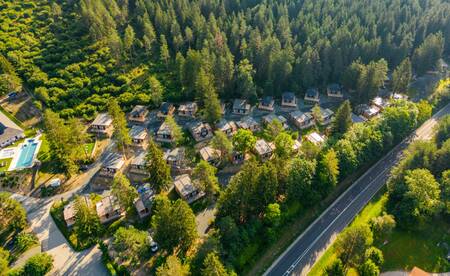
[195,204,216,237]
[9,141,116,275]
[264,103,450,276]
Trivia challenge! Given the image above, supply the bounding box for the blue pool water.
[15,141,38,169]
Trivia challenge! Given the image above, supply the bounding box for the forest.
[0,0,449,119]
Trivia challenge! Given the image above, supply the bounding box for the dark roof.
[306,88,319,98]
[327,83,341,92]
[282,92,295,101]
[160,102,173,113]
[261,96,274,106]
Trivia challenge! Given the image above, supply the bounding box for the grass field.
[0,158,12,172]
[380,219,450,272]
[308,192,450,275]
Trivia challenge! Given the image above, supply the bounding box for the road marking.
[264,103,450,276]
[283,161,392,275]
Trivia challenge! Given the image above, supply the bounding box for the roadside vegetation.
[0,0,450,275]
[311,111,450,275]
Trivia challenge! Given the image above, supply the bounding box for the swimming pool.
[14,140,39,169]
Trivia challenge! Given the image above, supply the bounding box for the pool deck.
[8,135,42,171]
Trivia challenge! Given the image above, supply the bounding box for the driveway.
[195,204,216,237]
[8,141,117,275]
[12,194,108,275]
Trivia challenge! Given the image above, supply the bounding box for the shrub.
[23,253,53,276]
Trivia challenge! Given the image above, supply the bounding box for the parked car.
[148,235,159,253]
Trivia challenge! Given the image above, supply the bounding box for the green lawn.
[83,142,95,157]
[380,219,450,272]
[0,158,12,172]
[309,192,450,275]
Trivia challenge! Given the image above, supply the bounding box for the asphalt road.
[264,102,450,276]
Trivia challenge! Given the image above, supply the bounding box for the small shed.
[155,122,175,143]
[89,113,113,137]
[129,125,148,147]
[327,83,343,98]
[199,146,221,165]
[254,139,275,161]
[96,195,125,224]
[100,152,125,178]
[262,114,288,129]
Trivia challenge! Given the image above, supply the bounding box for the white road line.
[284,159,392,275]
[265,103,450,276]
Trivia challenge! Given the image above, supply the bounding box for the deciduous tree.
[335,224,373,267]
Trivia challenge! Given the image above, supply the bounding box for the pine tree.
[152,196,198,253]
[164,115,183,145]
[211,131,233,162]
[193,161,220,202]
[146,138,171,193]
[73,195,102,244]
[156,255,189,276]
[159,34,170,67]
[196,68,222,124]
[332,100,353,135]
[108,99,131,151]
[392,58,412,94]
[316,149,339,197]
[123,25,135,57]
[201,252,229,276]
[111,173,138,212]
[312,104,323,124]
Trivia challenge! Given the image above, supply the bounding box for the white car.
[148,235,159,253]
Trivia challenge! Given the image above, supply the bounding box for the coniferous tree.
[108,99,131,151]
[156,255,189,276]
[211,131,233,163]
[152,196,198,253]
[332,100,353,135]
[201,252,229,276]
[123,25,135,57]
[111,173,138,212]
[159,34,170,67]
[73,195,102,244]
[392,58,412,94]
[193,161,220,202]
[164,115,183,145]
[146,138,171,193]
